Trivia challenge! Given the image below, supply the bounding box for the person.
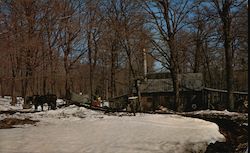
[97,97,103,107]
[130,101,136,116]
[128,96,137,116]
[97,97,101,107]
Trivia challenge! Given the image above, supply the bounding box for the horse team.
[26,94,57,111]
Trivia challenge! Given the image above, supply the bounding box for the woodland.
[0,0,248,111]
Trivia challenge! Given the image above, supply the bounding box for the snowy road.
[0,98,225,153]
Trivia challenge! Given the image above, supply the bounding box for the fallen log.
[178,110,248,125]
[0,109,37,115]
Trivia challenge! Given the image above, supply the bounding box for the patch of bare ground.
[0,118,39,129]
[179,112,248,153]
[205,118,248,153]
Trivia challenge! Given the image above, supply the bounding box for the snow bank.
[0,97,66,111]
[0,98,225,153]
[182,109,248,124]
[33,105,103,121]
[190,109,243,115]
[0,97,23,111]
[0,115,225,153]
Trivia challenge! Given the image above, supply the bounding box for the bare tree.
[41,0,62,94]
[207,0,247,110]
[186,4,220,88]
[57,0,86,99]
[145,0,194,111]
[1,0,247,109]
[83,0,103,100]
[118,0,150,94]
[1,0,43,104]
[101,0,150,98]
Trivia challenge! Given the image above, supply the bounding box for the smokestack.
[143,48,147,79]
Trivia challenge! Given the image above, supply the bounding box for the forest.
[0,0,248,111]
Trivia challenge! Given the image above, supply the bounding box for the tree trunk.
[169,37,182,112]
[127,50,136,96]
[22,67,32,100]
[10,77,17,106]
[0,78,4,98]
[64,50,71,100]
[171,69,181,112]
[202,41,212,87]
[43,77,47,95]
[49,53,55,94]
[48,29,56,94]
[224,22,234,111]
[128,60,133,95]
[65,70,71,100]
[88,32,93,101]
[89,57,93,100]
[219,0,234,111]
[194,36,202,73]
[42,50,47,95]
[110,48,116,98]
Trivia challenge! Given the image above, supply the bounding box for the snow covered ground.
[0,97,225,153]
[0,97,23,111]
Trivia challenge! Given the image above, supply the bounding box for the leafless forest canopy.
[0,0,248,110]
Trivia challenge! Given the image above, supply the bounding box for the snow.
[0,97,225,153]
[0,97,66,112]
[0,97,23,111]
[181,109,248,124]
[188,109,244,115]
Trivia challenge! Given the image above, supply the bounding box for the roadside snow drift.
[0,98,225,153]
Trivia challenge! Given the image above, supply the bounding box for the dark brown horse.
[27,94,57,111]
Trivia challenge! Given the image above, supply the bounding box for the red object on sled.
[91,100,100,107]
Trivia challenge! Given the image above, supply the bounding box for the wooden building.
[139,73,204,112]
[110,72,248,112]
